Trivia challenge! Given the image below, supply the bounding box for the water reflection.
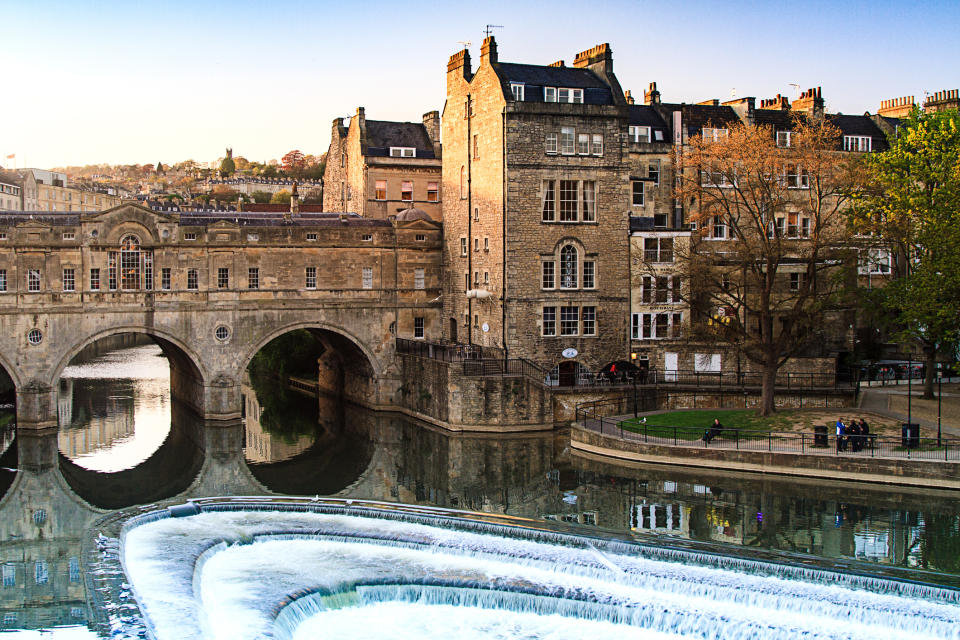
[1,343,959,636]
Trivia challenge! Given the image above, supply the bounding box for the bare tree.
[676,117,859,415]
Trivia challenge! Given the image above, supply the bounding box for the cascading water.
[115,503,960,640]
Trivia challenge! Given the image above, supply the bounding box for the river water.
[1,343,959,637]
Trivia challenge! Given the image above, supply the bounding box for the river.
[1,342,958,637]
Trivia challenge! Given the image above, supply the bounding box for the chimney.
[548,60,565,68]
[792,86,824,118]
[573,43,613,74]
[422,111,441,158]
[624,90,635,105]
[644,81,661,105]
[877,95,915,118]
[759,94,791,110]
[696,99,720,106]
[924,89,959,113]
[354,106,365,129]
[480,35,498,64]
[722,96,755,123]
[447,48,472,81]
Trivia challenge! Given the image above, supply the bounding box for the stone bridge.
[0,203,442,429]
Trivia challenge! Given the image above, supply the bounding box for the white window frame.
[544,87,557,102]
[27,269,41,292]
[545,132,558,154]
[375,180,387,200]
[583,260,595,289]
[541,260,555,289]
[510,83,524,101]
[776,131,792,147]
[632,180,645,206]
[591,134,603,156]
[362,266,373,289]
[414,268,425,290]
[649,160,660,185]
[709,215,728,240]
[62,268,75,292]
[701,127,729,142]
[843,135,872,152]
[560,127,575,155]
[786,166,810,189]
[634,312,683,339]
[414,316,425,339]
[460,237,468,256]
[542,306,556,336]
[389,147,416,158]
[859,248,893,275]
[628,125,650,143]
[577,133,590,155]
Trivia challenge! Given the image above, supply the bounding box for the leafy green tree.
[219,156,235,177]
[270,190,291,204]
[851,108,960,397]
[250,190,272,203]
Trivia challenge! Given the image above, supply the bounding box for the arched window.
[120,235,141,290]
[560,245,578,289]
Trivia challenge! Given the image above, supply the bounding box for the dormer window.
[629,126,650,143]
[776,131,792,147]
[389,147,416,158]
[702,127,729,142]
[510,83,524,101]
[843,135,872,152]
[544,87,583,103]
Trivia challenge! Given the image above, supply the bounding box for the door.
[664,352,678,382]
[449,317,457,343]
[558,361,579,387]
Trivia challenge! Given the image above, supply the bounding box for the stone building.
[323,107,442,220]
[0,175,20,211]
[442,37,632,383]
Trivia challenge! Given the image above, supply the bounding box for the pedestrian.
[847,419,861,452]
[859,418,870,451]
[835,418,846,452]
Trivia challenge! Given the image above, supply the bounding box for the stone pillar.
[203,374,243,421]
[16,382,58,431]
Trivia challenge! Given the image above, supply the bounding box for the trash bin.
[814,425,828,448]
[901,423,919,449]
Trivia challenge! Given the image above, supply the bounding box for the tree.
[676,117,858,415]
[250,190,272,204]
[219,156,235,178]
[850,108,960,397]
[270,190,291,204]
[211,185,238,202]
[281,150,307,180]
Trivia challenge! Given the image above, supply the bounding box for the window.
[776,131,792,147]
[416,234,426,242]
[464,273,470,292]
[559,180,578,221]
[389,147,416,157]
[187,269,198,290]
[62,231,75,240]
[2,564,14,587]
[542,261,555,289]
[460,237,468,256]
[0,232,6,240]
[306,232,318,241]
[247,267,259,289]
[641,275,652,303]
[544,87,557,102]
[632,181,645,206]
[375,180,386,200]
[560,245,578,289]
[161,267,171,290]
[628,125,650,143]
[0,270,6,292]
[217,267,229,289]
[582,306,596,336]
[541,180,556,221]
[581,181,595,221]
[362,266,373,289]
[542,306,557,335]
[591,134,603,156]
[401,181,413,201]
[414,268,425,290]
[577,133,590,155]
[35,562,48,585]
[649,160,660,185]
[843,135,872,152]
[656,276,669,303]
[247,233,259,242]
[510,83,524,101]
[700,167,732,187]
[560,306,579,335]
[789,272,801,291]
[62,268,75,291]
[144,252,153,290]
[305,266,317,289]
[27,269,40,292]
[484,237,489,251]
[474,207,479,221]
[120,235,141,290]
[559,127,576,155]
[801,217,811,237]
[545,133,558,154]
[643,237,674,263]
[362,234,373,241]
[474,237,479,252]
[859,248,893,275]
[711,215,728,239]
[473,271,479,285]
[583,261,595,289]
[633,312,683,339]
[483,271,489,284]
[184,232,197,241]
[555,88,583,103]
[414,316,425,338]
[90,268,100,291]
[701,127,729,142]
[473,134,480,159]
[427,182,439,202]
[786,165,809,189]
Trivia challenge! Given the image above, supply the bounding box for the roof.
[394,207,433,222]
[495,62,614,105]
[0,210,392,229]
[365,121,436,158]
[627,104,668,129]
[828,114,891,150]
[662,103,741,136]
[0,213,79,226]
[752,108,797,130]
[243,204,324,213]
[630,216,655,232]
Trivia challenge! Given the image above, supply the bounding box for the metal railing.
[396,338,503,362]
[576,396,960,462]
[461,358,546,381]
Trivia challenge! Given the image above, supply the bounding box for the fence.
[576,395,960,462]
[396,338,503,362]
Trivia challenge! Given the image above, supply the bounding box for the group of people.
[835,418,871,452]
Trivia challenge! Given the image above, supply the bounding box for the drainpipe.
[502,107,508,361]
[466,94,473,345]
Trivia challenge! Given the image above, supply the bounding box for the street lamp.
[938,366,942,447]
[631,352,638,418]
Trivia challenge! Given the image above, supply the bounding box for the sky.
[3,0,958,169]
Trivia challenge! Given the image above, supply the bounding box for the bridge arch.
[241,321,384,379]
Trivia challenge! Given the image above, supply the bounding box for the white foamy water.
[122,510,960,640]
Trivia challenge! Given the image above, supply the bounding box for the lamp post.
[631,352,638,418]
[907,354,912,428]
[938,366,942,447]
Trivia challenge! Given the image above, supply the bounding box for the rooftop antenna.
[484,24,503,37]
[789,83,801,97]
[730,87,736,98]
[457,40,472,49]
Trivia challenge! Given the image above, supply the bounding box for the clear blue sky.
[3,0,958,169]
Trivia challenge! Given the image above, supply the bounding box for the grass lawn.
[619,409,803,440]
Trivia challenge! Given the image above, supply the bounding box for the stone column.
[16,381,58,431]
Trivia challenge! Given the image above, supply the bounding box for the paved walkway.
[858,382,960,439]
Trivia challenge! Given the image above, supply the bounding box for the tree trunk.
[759,358,778,416]
[923,346,937,399]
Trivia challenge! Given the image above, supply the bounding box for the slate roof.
[178,211,391,227]
[627,105,669,129]
[828,114,891,151]
[753,108,797,130]
[495,62,614,105]
[661,103,740,137]
[630,216,656,232]
[0,213,79,226]
[365,121,436,158]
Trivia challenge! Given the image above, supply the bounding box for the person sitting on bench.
[703,418,723,443]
